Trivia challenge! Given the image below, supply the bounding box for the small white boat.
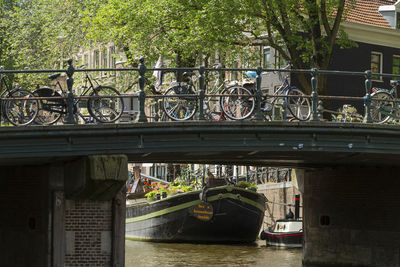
[260,195,303,248]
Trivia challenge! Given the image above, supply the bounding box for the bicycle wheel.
[286,87,311,121]
[88,86,124,123]
[370,91,394,124]
[162,85,197,121]
[33,87,64,125]
[220,86,255,120]
[3,89,38,126]
[204,98,225,121]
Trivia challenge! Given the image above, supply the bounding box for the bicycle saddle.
[48,73,61,80]
[183,72,196,77]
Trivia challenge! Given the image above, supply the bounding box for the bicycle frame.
[261,77,292,120]
[0,73,12,97]
[371,80,400,121]
[45,71,99,115]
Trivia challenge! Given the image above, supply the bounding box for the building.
[259,0,400,110]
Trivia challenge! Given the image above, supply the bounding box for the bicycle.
[162,72,199,121]
[222,72,311,121]
[0,67,38,126]
[33,65,124,125]
[162,67,253,121]
[370,79,400,124]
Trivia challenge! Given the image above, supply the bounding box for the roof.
[344,0,396,29]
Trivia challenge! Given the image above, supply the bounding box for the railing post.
[154,99,159,122]
[255,66,263,121]
[363,70,372,123]
[64,58,76,124]
[138,57,147,122]
[310,68,319,121]
[198,66,205,120]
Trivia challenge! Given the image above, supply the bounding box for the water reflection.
[125,240,302,267]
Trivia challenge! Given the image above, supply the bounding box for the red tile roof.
[344,0,395,28]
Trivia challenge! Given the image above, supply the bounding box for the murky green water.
[125,240,302,267]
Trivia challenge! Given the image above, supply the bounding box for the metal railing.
[1,57,400,126]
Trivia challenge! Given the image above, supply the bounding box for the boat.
[260,195,303,248]
[125,176,266,243]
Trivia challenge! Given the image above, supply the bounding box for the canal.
[125,240,302,266]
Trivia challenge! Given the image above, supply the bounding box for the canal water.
[125,240,302,267]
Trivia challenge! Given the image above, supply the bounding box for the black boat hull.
[126,186,266,243]
[260,230,303,248]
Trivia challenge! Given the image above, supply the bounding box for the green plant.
[236,181,257,190]
[145,180,194,201]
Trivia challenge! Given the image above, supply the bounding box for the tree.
[0,0,16,70]
[84,0,354,94]
[83,0,258,67]
[242,0,355,94]
[1,0,88,70]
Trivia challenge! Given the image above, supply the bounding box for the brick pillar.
[65,199,113,266]
[303,166,400,267]
[59,154,127,267]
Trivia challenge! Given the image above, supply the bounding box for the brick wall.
[65,199,112,267]
[303,166,400,267]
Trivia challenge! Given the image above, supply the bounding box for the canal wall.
[257,172,303,231]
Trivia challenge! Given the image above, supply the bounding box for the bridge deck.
[0,121,399,167]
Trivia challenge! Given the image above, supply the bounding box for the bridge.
[1,121,400,167]
[2,62,400,266]
[1,121,400,267]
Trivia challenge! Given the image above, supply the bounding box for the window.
[397,12,400,29]
[109,46,116,76]
[371,52,383,81]
[231,61,238,81]
[263,47,270,68]
[274,51,286,69]
[94,50,100,68]
[110,46,116,68]
[102,49,107,68]
[83,53,89,66]
[102,49,108,76]
[393,55,400,80]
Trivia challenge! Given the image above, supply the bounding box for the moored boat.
[126,184,266,243]
[260,195,303,248]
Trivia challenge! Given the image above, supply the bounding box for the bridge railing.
[0,57,400,126]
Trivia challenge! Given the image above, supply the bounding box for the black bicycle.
[162,70,253,121]
[370,79,400,124]
[0,67,38,126]
[221,72,311,121]
[33,66,124,125]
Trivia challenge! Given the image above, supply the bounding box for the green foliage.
[145,180,194,201]
[0,0,355,95]
[236,181,257,190]
[82,0,259,67]
[2,0,88,70]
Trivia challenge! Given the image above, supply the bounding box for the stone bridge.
[1,121,400,267]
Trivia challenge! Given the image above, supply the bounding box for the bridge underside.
[2,121,400,267]
[0,121,400,168]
